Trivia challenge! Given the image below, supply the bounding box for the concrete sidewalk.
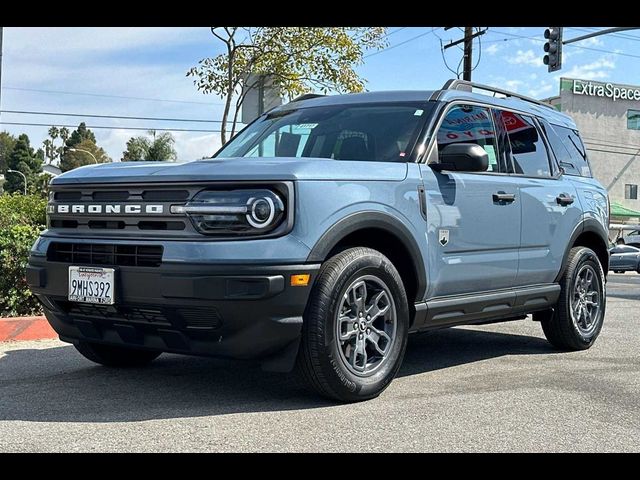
[0,316,56,342]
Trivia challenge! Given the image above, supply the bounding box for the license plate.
[68,266,115,305]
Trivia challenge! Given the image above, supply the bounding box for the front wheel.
[297,247,409,402]
[74,341,161,367]
[535,247,606,350]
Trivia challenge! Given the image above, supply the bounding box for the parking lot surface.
[1,273,638,452]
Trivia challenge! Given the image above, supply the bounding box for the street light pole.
[7,169,27,195]
[69,148,98,164]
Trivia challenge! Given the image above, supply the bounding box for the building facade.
[544,77,640,211]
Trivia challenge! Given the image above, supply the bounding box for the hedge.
[0,194,47,317]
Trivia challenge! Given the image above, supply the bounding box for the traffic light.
[543,27,563,72]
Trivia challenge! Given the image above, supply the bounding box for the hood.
[50,157,408,185]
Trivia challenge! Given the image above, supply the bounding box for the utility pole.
[463,27,473,81]
[443,27,487,81]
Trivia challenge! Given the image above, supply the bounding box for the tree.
[60,138,110,172]
[0,131,17,174]
[146,131,177,161]
[42,139,54,163]
[5,134,42,194]
[58,127,70,162]
[44,126,60,164]
[122,136,150,161]
[122,130,177,161]
[65,122,96,149]
[187,27,388,145]
[59,127,70,145]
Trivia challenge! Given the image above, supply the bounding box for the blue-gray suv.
[27,80,610,402]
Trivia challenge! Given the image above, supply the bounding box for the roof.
[610,202,640,218]
[274,83,577,130]
[275,90,438,108]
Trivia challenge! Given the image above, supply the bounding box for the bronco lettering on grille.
[51,204,164,214]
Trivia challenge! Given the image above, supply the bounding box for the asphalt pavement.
[1,273,639,452]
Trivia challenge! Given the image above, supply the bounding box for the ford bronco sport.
[27,79,610,402]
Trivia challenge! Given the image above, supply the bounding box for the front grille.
[47,242,163,267]
[56,301,223,330]
[48,186,196,236]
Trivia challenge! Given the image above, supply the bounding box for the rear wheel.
[297,247,409,402]
[535,247,606,350]
[74,341,161,367]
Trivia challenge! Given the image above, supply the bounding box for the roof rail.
[290,93,326,103]
[439,79,555,110]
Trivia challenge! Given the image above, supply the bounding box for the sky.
[1,26,639,162]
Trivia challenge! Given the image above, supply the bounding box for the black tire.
[74,341,161,367]
[297,247,409,402]
[535,247,606,351]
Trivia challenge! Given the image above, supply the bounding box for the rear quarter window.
[541,120,592,177]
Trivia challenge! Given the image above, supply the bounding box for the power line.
[1,86,223,106]
[488,29,640,60]
[0,109,230,124]
[364,28,436,59]
[0,121,220,133]
[383,27,408,39]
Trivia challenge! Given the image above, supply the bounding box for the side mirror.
[431,143,489,172]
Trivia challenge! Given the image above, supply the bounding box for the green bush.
[0,194,47,317]
[0,193,47,229]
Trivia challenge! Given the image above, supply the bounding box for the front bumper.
[27,256,320,366]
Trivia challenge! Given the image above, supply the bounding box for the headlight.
[171,188,286,236]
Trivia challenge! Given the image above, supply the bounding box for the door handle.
[556,194,574,206]
[493,192,516,203]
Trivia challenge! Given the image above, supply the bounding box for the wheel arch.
[556,218,610,281]
[306,211,427,304]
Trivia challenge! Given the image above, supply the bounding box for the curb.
[0,316,57,342]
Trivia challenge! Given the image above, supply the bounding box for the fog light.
[291,274,310,287]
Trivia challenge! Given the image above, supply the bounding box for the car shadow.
[0,327,556,423]
[399,326,554,377]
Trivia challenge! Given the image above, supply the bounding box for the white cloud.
[559,56,616,81]
[485,43,501,56]
[528,82,554,98]
[506,49,544,67]
[504,80,524,91]
[579,36,604,47]
[172,132,222,160]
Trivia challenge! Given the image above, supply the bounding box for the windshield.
[215,102,432,162]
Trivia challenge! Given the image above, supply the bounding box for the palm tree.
[47,127,60,163]
[58,127,70,163]
[42,139,53,164]
[48,126,59,142]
